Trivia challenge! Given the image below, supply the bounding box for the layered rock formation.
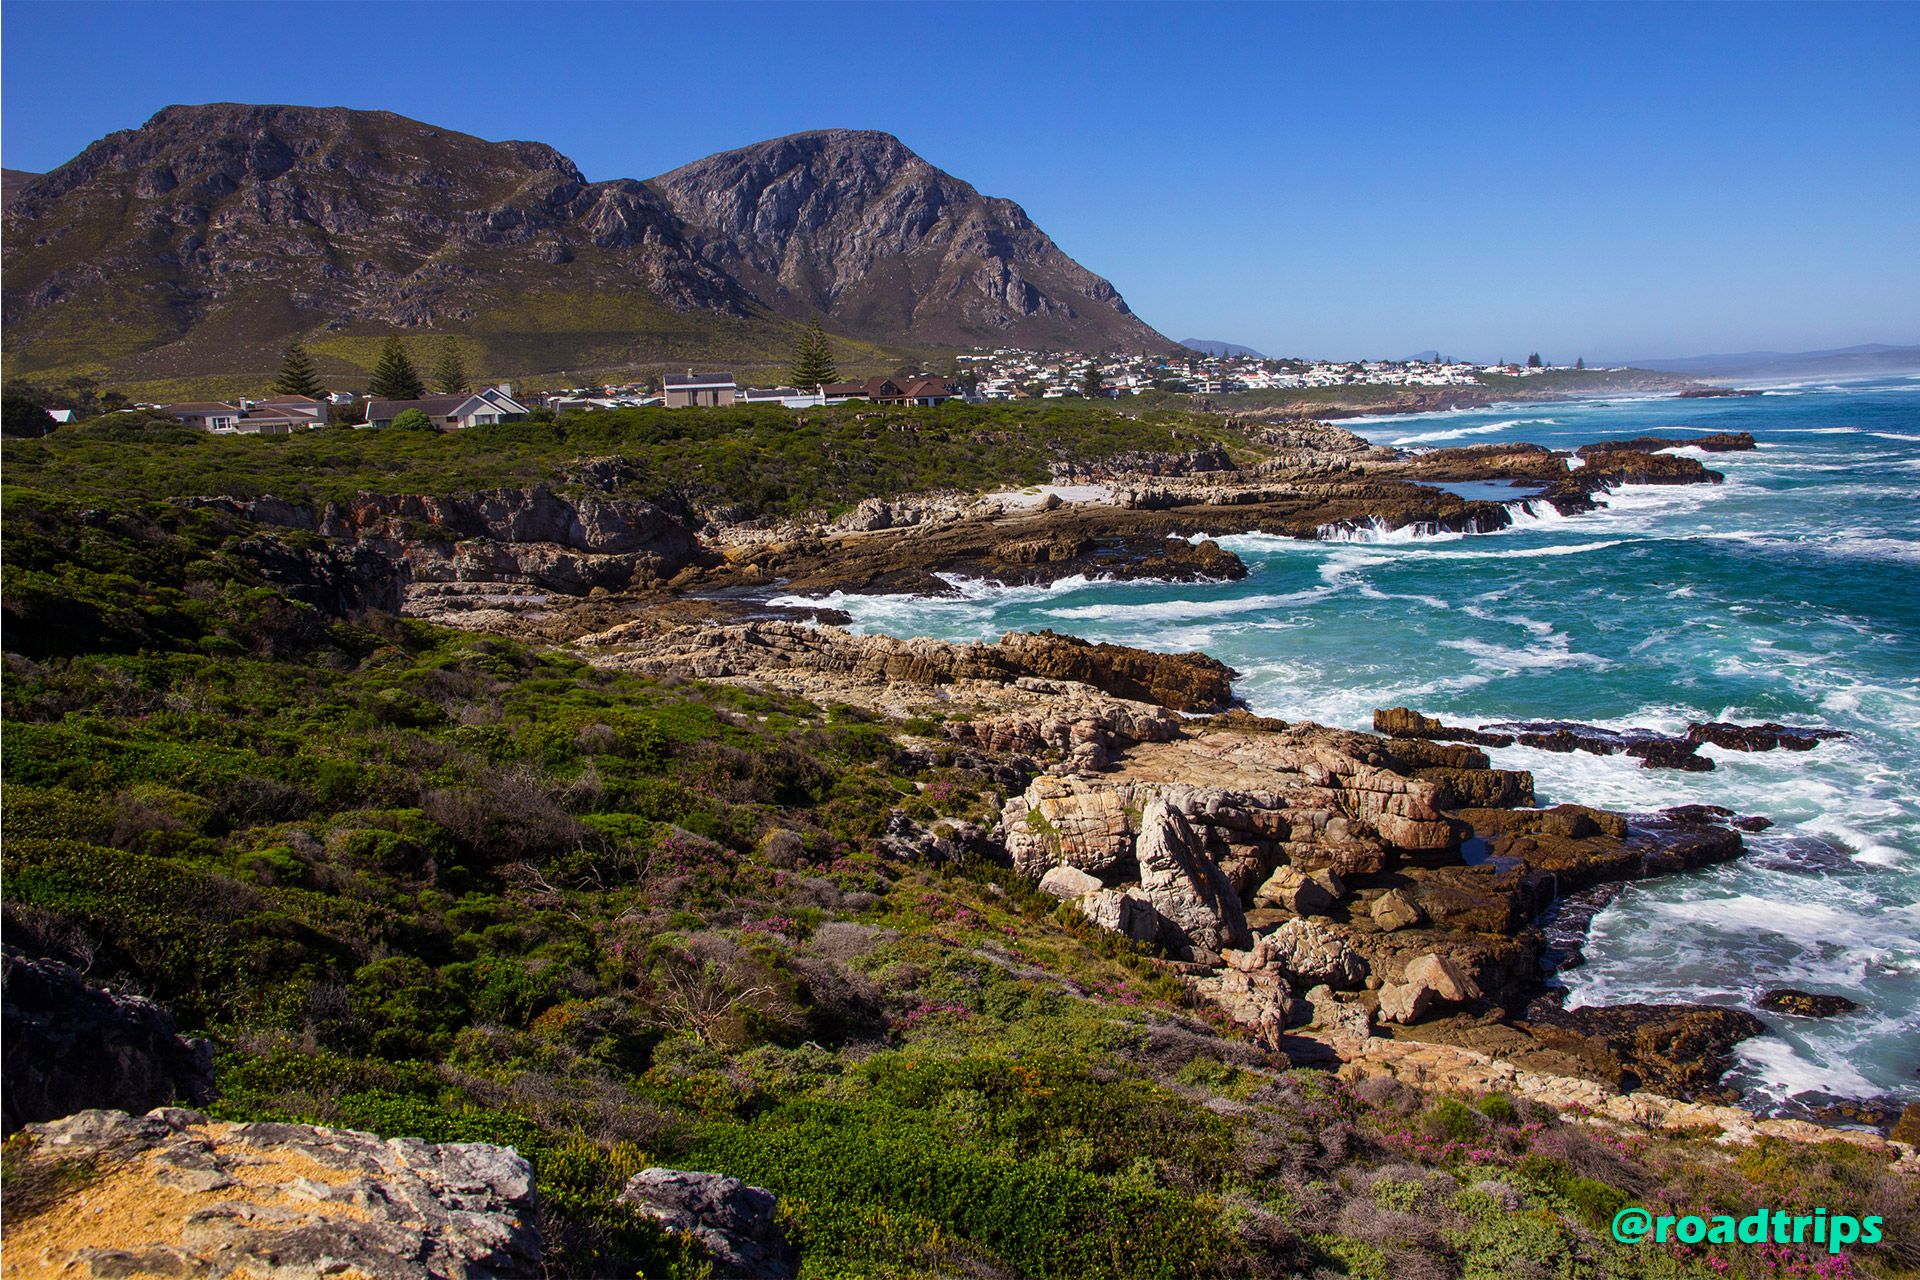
[191,485,706,597]
[2,1108,541,1279]
[566,614,1782,1106]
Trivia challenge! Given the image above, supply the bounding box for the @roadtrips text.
[1612,1206,1885,1255]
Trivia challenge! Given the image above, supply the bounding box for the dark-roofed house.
[894,377,961,406]
[361,386,529,430]
[162,401,243,431]
[827,376,960,406]
[162,396,328,434]
[662,372,737,408]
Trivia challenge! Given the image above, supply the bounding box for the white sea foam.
[1439,635,1611,673]
[1733,1037,1886,1106]
[1315,516,1471,543]
[1389,417,1560,446]
[1041,588,1332,623]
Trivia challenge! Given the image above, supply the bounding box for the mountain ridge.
[1,105,1169,391]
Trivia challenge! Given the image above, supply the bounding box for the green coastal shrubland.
[2,400,1247,519]
[3,420,1916,1278]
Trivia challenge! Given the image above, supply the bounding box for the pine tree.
[431,338,469,395]
[1576,356,1586,370]
[273,343,325,399]
[1081,364,1105,399]
[1527,352,1544,368]
[789,319,838,390]
[368,338,425,400]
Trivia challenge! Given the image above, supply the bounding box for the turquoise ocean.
[777,377,1920,1116]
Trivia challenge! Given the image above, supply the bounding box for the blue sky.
[4,0,1916,361]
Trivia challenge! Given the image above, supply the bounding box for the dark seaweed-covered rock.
[1687,721,1849,752]
[1372,707,1514,748]
[1483,720,1713,771]
[1759,989,1862,1018]
[1576,432,1756,455]
[1521,1001,1767,1103]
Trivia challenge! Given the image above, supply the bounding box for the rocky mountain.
[652,130,1167,351]
[1,106,1167,392]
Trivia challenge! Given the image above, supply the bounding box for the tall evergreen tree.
[431,338,470,395]
[1081,364,1105,399]
[789,319,838,390]
[368,338,425,400]
[1527,352,1544,368]
[1576,356,1586,370]
[272,343,325,399]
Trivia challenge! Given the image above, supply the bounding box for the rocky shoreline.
[566,616,1906,1144]
[184,417,1916,1150]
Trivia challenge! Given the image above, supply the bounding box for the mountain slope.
[2,108,1167,391]
[650,130,1168,351]
[0,104,787,389]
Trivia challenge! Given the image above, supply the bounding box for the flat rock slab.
[3,1108,540,1279]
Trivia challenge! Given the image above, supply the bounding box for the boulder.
[1403,952,1480,1002]
[1002,776,1138,878]
[1077,888,1159,943]
[2,948,213,1135]
[1372,706,1515,748]
[6,1107,541,1278]
[1302,983,1375,1041]
[619,1168,795,1279]
[1758,989,1861,1018]
[1376,979,1439,1025]
[1687,721,1848,752]
[1038,864,1104,900]
[1252,865,1332,915]
[1370,889,1423,932]
[1135,793,1251,959]
[1309,868,1347,901]
[1375,954,1480,1026]
[1259,918,1367,989]
[1211,968,1297,1050]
